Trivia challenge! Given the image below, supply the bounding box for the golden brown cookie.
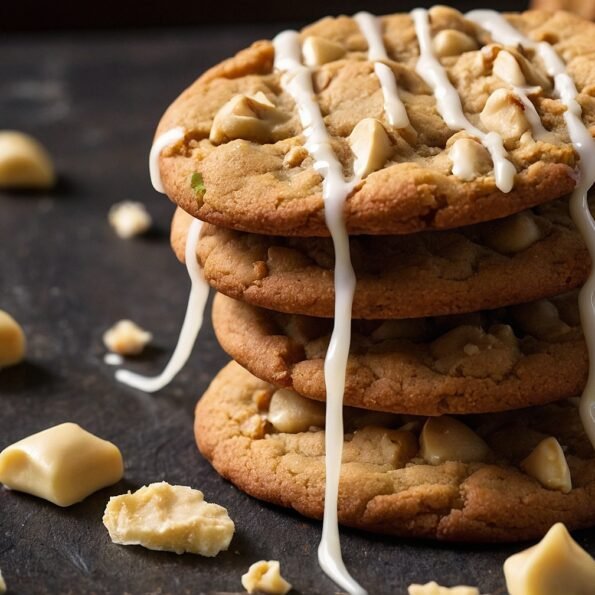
[211,292,587,415]
[155,9,595,236]
[195,361,595,542]
[171,200,591,319]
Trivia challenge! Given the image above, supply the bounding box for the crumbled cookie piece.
[0,423,123,507]
[0,309,26,368]
[108,201,152,238]
[103,482,234,556]
[268,388,325,433]
[521,437,572,493]
[241,560,292,594]
[0,131,55,189]
[103,319,152,356]
[504,523,595,595]
[408,582,479,595]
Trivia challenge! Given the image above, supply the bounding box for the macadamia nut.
[108,201,152,238]
[521,437,572,493]
[241,560,292,594]
[103,320,152,356]
[268,388,326,433]
[0,131,55,189]
[0,310,25,368]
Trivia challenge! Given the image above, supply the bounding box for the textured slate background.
[0,17,593,595]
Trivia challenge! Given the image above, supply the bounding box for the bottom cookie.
[195,361,595,543]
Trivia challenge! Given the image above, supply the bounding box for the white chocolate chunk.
[448,137,492,181]
[432,29,478,58]
[241,560,292,594]
[483,212,542,254]
[0,569,5,594]
[512,299,572,341]
[108,201,152,238]
[103,482,234,556]
[302,35,346,67]
[103,319,152,356]
[480,88,530,140]
[521,437,572,493]
[504,523,595,595]
[0,310,26,368]
[210,93,286,144]
[420,416,489,464]
[493,50,527,86]
[0,131,55,189]
[349,118,392,178]
[268,388,325,433]
[408,582,479,595]
[0,423,123,507]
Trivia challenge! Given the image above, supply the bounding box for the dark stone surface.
[0,22,592,595]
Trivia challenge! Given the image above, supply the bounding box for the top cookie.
[156,8,595,236]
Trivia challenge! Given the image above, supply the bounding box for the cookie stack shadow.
[171,198,595,542]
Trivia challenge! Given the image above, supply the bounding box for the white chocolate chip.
[432,29,478,58]
[0,310,26,368]
[210,93,287,145]
[103,319,152,356]
[0,131,55,189]
[512,300,572,341]
[349,118,392,178]
[103,482,235,556]
[302,35,346,67]
[108,201,152,238]
[448,137,492,181]
[521,437,572,493]
[504,523,595,595]
[483,212,542,254]
[268,388,325,433]
[420,416,489,464]
[480,88,530,140]
[493,50,527,86]
[0,423,124,507]
[241,560,292,594]
[408,582,480,595]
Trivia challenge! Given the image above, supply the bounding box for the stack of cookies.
[158,6,595,543]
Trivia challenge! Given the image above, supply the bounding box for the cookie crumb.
[408,582,479,595]
[108,201,152,238]
[103,320,152,356]
[0,309,26,368]
[241,560,292,594]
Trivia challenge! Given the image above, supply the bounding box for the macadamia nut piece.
[108,201,152,238]
[480,88,530,140]
[0,131,55,189]
[268,388,325,433]
[521,437,572,493]
[241,560,292,594]
[0,310,26,368]
[302,35,346,66]
[103,320,152,356]
[349,118,392,178]
[433,29,478,58]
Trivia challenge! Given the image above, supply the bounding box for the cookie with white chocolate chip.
[171,198,591,319]
[195,361,595,542]
[211,291,587,415]
[155,8,595,236]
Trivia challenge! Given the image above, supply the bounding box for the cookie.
[211,291,587,415]
[195,361,595,542]
[154,9,595,237]
[171,199,591,319]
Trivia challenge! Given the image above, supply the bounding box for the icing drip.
[116,218,209,392]
[354,12,410,128]
[274,30,367,595]
[411,8,516,193]
[513,87,549,140]
[467,10,595,447]
[149,127,185,193]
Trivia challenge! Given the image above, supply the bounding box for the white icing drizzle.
[411,8,516,193]
[149,126,185,193]
[274,30,367,595]
[467,9,595,447]
[115,217,209,392]
[513,86,549,140]
[354,12,410,128]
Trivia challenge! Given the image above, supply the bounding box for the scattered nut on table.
[103,319,152,355]
[408,582,479,595]
[241,560,292,594]
[0,568,6,594]
[108,201,152,238]
[0,309,26,368]
[0,131,55,189]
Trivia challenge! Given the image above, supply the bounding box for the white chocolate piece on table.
[432,29,478,58]
[0,310,26,368]
[408,582,480,595]
[103,319,152,356]
[483,212,542,254]
[480,88,530,140]
[268,388,325,433]
[108,201,152,238]
[0,131,55,189]
[0,422,123,507]
[241,560,292,594]
[504,523,595,595]
[521,437,572,493]
[0,569,5,594]
[349,118,392,178]
[420,416,489,464]
[103,482,234,557]
[302,35,346,66]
